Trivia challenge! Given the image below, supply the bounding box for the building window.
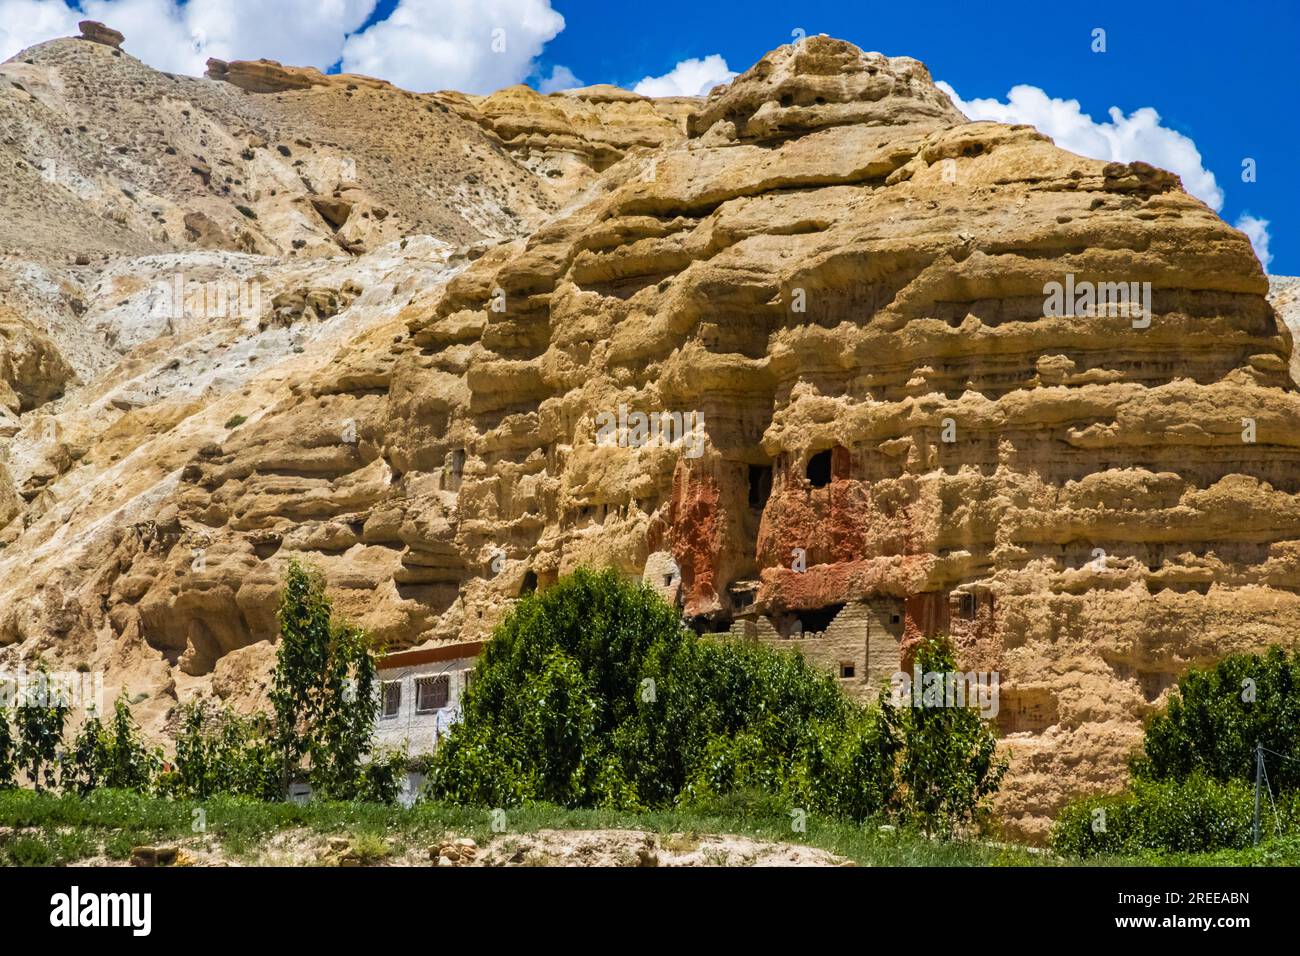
[463,669,474,695]
[380,680,402,719]
[416,675,450,713]
[839,662,856,679]
[891,613,902,625]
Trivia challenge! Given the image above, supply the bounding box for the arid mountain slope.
[1,32,1296,842]
[0,28,687,387]
[0,23,695,731]
[1,36,551,263]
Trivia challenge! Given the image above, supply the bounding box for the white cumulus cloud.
[0,0,78,61]
[632,54,735,98]
[937,80,1224,212]
[0,0,378,75]
[0,0,568,94]
[537,63,581,94]
[1234,214,1273,271]
[341,0,565,93]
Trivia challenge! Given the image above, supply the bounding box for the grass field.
[2,788,1297,866]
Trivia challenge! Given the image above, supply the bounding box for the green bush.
[64,713,111,795]
[428,567,1004,833]
[0,704,15,788]
[1051,774,1300,856]
[1136,646,1300,789]
[66,697,160,794]
[356,749,407,805]
[169,702,281,801]
[1052,646,1300,857]
[886,637,1007,836]
[2,834,54,867]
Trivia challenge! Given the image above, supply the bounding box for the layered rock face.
[1,34,1296,840]
[451,84,693,191]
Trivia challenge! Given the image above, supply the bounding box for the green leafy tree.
[170,701,281,801]
[64,698,159,795]
[15,664,68,792]
[164,563,392,803]
[172,701,219,799]
[270,561,383,801]
[428,567,908,822]
[0,704,16,788]
[104,697,160,791]
[64,713,111,795]
[1136,646,1300,789]
[1052,646,1300,857]
[883,637,1008,837]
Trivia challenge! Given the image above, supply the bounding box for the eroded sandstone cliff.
[1,33,1295,841]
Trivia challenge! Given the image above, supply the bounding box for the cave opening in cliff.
[689,615,734,635]
[793,603,845,635]
[447,448,466,491]
[956,592,976,619]
[806,450,832,488]
[729,581,758,615]
[747,463,772,509]
[520,570,537,596]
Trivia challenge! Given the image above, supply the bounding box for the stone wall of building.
[746,597,904,699]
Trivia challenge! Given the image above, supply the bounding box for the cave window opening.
[689,615,733,635]
[748,463,773,509]
[448,448,466,491]
[956,593,976,619]
[806,450,832,488]
[839,661,856,679]
[795,604,844,636]
[520,571,537,596]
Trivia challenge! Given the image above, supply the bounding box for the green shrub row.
[1052,646,1300,857]
[1,562,404,804]
[428,567,1006,837]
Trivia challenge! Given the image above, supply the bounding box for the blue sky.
[517,0,1297,274]
[2,0,1294,272]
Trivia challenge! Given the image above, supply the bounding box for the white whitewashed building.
[374,641,482,805]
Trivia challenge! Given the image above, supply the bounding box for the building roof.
[376,641,484,670]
